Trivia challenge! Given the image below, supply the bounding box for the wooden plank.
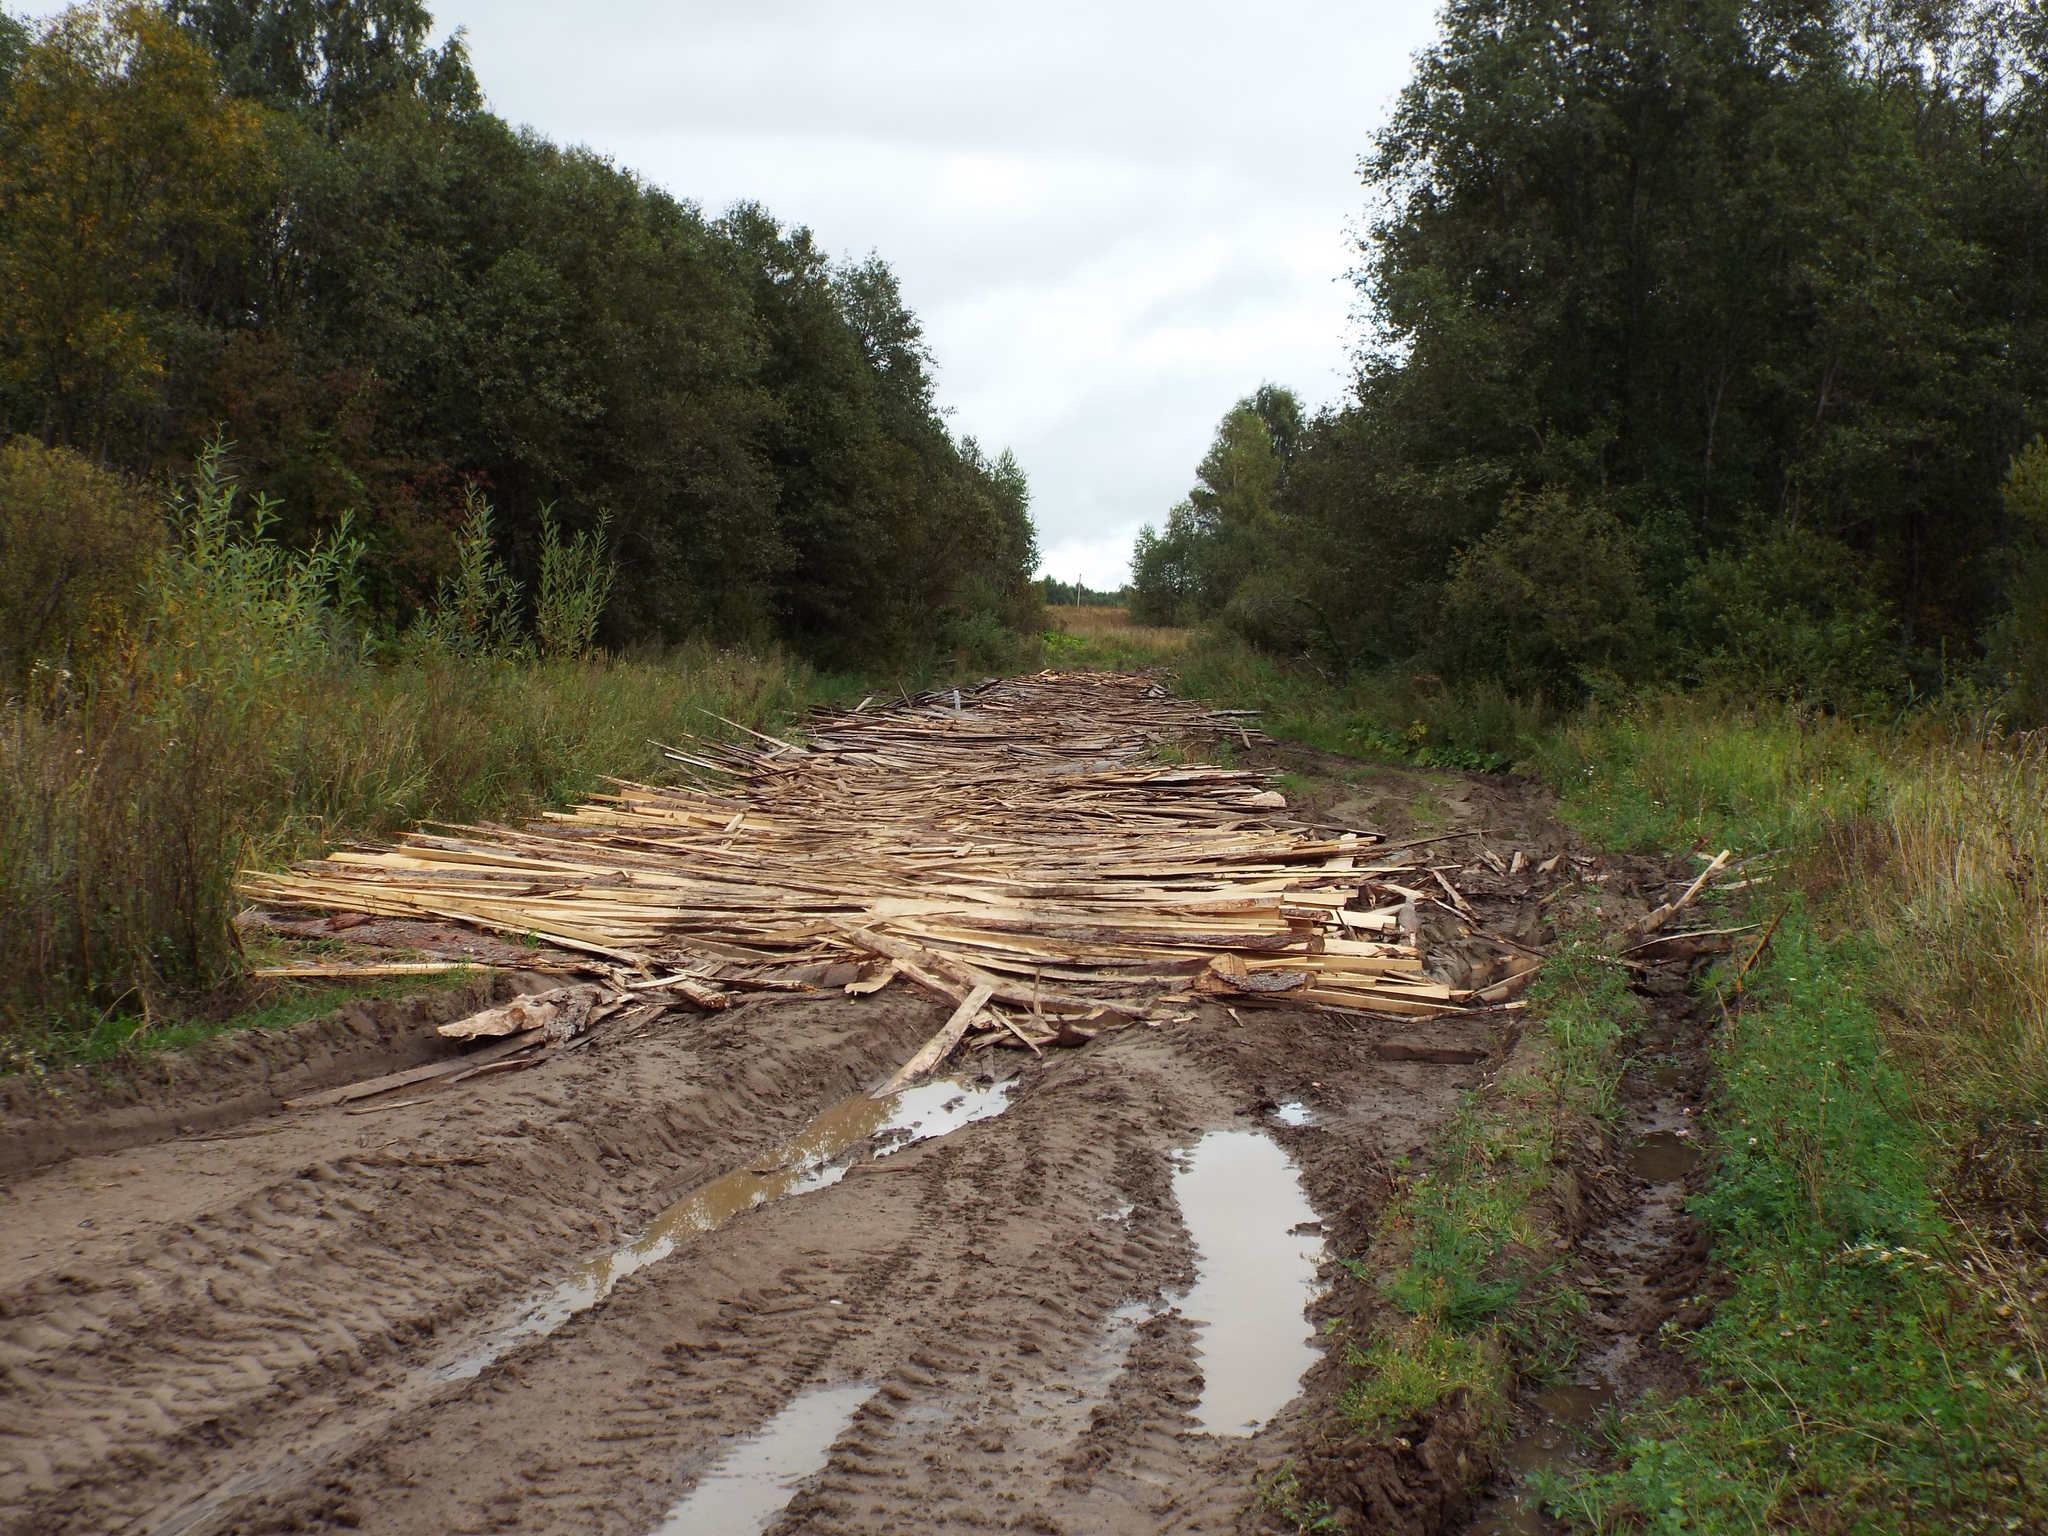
[872,984,994,1098]
[282,1030,546,1109]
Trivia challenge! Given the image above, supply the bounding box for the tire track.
[0,1002,938,1536]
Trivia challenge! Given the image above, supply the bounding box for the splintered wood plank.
[873,984,995,1097]
[238,672,1467,1032]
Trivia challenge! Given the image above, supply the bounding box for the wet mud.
[1,971,1511,1536]
[1449,936,1728,1536]
[1,733,1688,1536]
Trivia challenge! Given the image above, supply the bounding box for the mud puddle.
[1173,1129,1325,1435]
[651,1381,873,1535]
[437,1075,1016,1379]
[1465,1384,1614,1533]
[1627,1128,1702,1183]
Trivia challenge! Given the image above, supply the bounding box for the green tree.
[1992,437,2048,723]
[0,4,269,451]
[1130,388,1301,625]
[1255,0,2048,695]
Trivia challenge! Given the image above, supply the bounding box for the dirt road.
[0,677,1590,1536]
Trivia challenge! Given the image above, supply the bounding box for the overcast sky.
[431,1,1446,587]
[27,0,1444,586]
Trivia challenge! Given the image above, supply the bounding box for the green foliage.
[1437,489,1658,700]
[534,505,615,660]
[1254,1462,1343,1535]
[1533,693,1890,854]
[1174,634,1538,772]
[0,445,829,1048]
[1991,437,2048,724]
[1131,389,1300,628]
[1680,527,1905,713]
[1038,577,1128,608]
[1,442,365,1022]
[413,487,524,658]
[0,2,1037,670]
[0,4,271,450]
[1338,939,1629,1444]
[1341,1326,1503,1435]
[0,436,161,687]
[1522,705,2048,1530]
[1546,914,2048,1532]
[1167,0,2048,708]
[143,438,368,708]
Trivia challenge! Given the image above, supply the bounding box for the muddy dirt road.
[1,677,1611,1536]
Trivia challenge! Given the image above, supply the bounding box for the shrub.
[0,436,160,687]
[1436,489,1658,700]
[1990,437,2048,724]
[1680,526,1904,713]
[535,505,616,660]
[409,486,525,659]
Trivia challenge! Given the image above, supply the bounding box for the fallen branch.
[1614,849,1731,945]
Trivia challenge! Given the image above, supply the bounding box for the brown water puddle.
[649,1380,873,1535]
[1465,1384,1614,1534]
[434,1076,1017,1380]
[1172,1129,1325,1436]
[1626,1129,1703,1183]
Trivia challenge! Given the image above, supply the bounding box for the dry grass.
[1856,734,2048,1143]
[1044,604,1191,652]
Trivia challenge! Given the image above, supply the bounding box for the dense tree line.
[1136,0,2048,718]
[0,1,1038,665]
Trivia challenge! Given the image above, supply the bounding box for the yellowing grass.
[1043,605,1190,658]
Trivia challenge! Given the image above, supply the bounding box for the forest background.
[1134,0,2048,733]
[0,0,1039,670]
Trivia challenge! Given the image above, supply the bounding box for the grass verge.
[1173,634,1544,772]
[1527,701,2048,1532]
[1332,943,1635,1471]
[1539,908,2048,1532]
[3,967,484,1081]
[1166,658,2048,1526]
[1,646,839,1074]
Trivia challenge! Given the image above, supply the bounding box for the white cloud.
[432,0,1440,585]
[16,0,1440,588]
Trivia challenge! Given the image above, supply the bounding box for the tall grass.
[1542,696,2048,1142]
[1174,633,1548,771]
[0,446,830,1061]
[1526,697,2048,1527]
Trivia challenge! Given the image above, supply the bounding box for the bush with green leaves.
[0,437,160,689]
[1436,489,1658,701]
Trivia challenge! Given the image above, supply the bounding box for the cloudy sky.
[17,0,1445,584]
[415,1,1447,587]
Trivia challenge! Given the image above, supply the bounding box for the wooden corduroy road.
[2,669,1591,1536]
[241,671,1515,1077]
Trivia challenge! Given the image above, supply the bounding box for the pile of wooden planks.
[240,672,1508,1060]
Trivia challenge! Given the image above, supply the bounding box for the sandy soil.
[0,719,1709,1536]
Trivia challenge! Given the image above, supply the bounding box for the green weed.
[1337,939,1633,1446]
[1543,911,2048,1532]
[1254,1461,1344,1534]
[2,968,482,1079]
[1173,634,1535,772]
